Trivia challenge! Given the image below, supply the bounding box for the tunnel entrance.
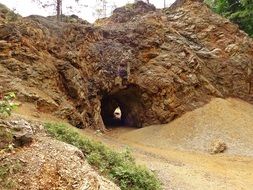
[101,86,143,129]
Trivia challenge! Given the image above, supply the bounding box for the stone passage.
[101,86,144,128]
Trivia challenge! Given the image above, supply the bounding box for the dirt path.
[82,127,253,190]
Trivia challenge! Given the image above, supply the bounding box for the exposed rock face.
[0,0,253,130]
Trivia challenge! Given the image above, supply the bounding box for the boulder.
[8,119,34,147]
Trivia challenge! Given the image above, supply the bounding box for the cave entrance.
[101,86,143,129]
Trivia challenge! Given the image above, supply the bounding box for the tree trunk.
[56,0,62,22]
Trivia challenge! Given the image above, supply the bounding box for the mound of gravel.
[121,98,253,156]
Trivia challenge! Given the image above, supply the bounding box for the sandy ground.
[82,98,253,190]
[120,98,253,156]
[14,98,253,190]
[82,127,253,190]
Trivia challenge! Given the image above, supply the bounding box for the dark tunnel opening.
[101,86,144,129]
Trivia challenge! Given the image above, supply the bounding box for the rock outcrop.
[0,0,252,130]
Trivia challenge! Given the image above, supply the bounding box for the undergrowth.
[44,123,161,190]
[0,160,22,189]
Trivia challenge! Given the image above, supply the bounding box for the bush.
[0,160,22,189]
[44,123,161,190]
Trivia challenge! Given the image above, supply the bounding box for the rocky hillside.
[0,0,253,130]
[0,118,119,190]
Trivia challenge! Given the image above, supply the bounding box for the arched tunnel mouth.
[101,86,144,129]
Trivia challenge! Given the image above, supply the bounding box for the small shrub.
[0,160,22,189]
[44,123,161,190]
[0,92,18,118]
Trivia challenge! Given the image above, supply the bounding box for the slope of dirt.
[119,98,253,156]
[0,118,119,190]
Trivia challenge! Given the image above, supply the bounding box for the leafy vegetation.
[204,0,253,37]
[0,160,22,189]
[0,92,18,118]
[44,123,161,190]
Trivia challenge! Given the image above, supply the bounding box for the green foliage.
[44,123,161,190]
[0,92,18,117]
[0,160,22,189]
[205,0,253,37]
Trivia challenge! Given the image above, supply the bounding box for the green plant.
[0,160,22,189]
[0,92,18,117]
[44,123,161,190]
